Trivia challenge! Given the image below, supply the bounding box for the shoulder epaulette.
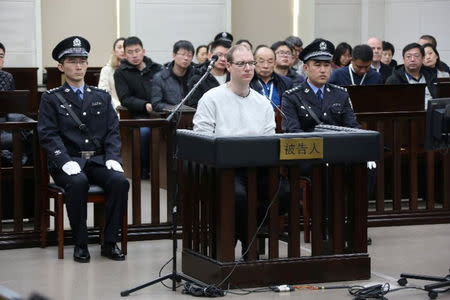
[328,83,347,92]
[46,86,64,94]
[89,86,108,93]
[285,86,300,95]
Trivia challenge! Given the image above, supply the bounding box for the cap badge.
[319,41,327,50]
[222,32,227,38]
[73,38,81,47]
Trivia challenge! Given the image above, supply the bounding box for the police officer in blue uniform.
[282,39,360,132]
[38,36,129,263]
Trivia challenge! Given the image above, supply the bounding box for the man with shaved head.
[367,37,392,82]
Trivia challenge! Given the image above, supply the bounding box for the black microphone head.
[211,54,219,62]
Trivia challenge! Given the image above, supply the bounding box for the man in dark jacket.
[38,36,129,263]
[271,41,304,87]
[386,43,437,108]
[250,45,293,106]
[329,44,383,86]
[187,39,231,108]
[114,36,162,179]
[282,39,360,132]
[151,40,196,112]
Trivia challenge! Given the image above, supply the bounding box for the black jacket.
[378,62,393,83]
[114,56,162,118]
[282,82,360,132]
[250,72,293,104]
[151,61,195,112]
[187,61,230,108]
[386,65,437,98]
[38,83,122,170]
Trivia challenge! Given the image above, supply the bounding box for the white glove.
[62,161,81,175]
[106,159,124,172]
[367,161,377,170]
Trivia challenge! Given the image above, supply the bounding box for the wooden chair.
[40,148,128,259]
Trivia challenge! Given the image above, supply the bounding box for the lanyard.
[260,80,274,100]
[349,64,367,86]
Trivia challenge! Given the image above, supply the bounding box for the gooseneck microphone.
[207,55,219,71]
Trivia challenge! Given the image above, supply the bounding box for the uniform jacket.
[151,61,196,112]
[385,64,437,98]
[187,61,230,108]
[37,83,122,170]
[281,81,360,132]
[114,56,162,118]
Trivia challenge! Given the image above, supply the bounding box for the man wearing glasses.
[38,36,129,263]
[271,41,304,87]
[151,40,196,112]
[193,44,275,257]
[386,43,437,108]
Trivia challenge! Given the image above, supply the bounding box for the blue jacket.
[281,81,360,132]
[329,65,383,87]
[38,83,122,170]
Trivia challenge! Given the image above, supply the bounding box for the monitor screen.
[425,98,450,151]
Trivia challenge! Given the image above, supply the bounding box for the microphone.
[207,55,219,71]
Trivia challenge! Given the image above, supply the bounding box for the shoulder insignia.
[285,86,300,95]
[328,83,347,92]
[46,86,64,94]
[89,86,108,93]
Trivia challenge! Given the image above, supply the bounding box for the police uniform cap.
[299,39,335,62]
[214,32,233,43]
[52,36,90,62]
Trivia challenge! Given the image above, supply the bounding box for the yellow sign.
[280,138,324,160]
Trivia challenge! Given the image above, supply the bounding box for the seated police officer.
[282,39,360,132]
[38,36,129,263]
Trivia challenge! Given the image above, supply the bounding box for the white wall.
[132,0,230,65]
[0,0,37,67]
[312,0,450,64]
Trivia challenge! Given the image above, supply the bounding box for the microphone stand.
[120,59,218,297]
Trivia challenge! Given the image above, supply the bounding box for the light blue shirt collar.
[306,80,325,95]
[69,84,85,96]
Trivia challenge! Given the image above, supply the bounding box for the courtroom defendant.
[282,39,360,133]
[38,36,129,263]
[193,45,276,255]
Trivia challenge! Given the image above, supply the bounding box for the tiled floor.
[0,224,449,300]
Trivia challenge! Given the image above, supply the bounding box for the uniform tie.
[76,89,83,100]
[316,89,323,101]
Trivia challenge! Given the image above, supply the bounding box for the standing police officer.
[282,39,360,132]
[38,36,129,263]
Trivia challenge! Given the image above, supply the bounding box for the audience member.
[367,37,393,82]
[282,39,360,132]
[386,43,437,108]
[331,42,352,69]
[193,45,275,255]
[0,42,15,91]
[114,36,162,179]
[38,36,129,263]
[98,37,125,111]
[285,35,304,76]
[236,39,253,51]
[151,40,196,112]
[187,39,231,107]
[195,45,208,65]
[423,43,450,78]
[382,41,397,67]
[418,34,437,48]
[271,41,304,87]
[250,45,293,110]
[329,44,382,86]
